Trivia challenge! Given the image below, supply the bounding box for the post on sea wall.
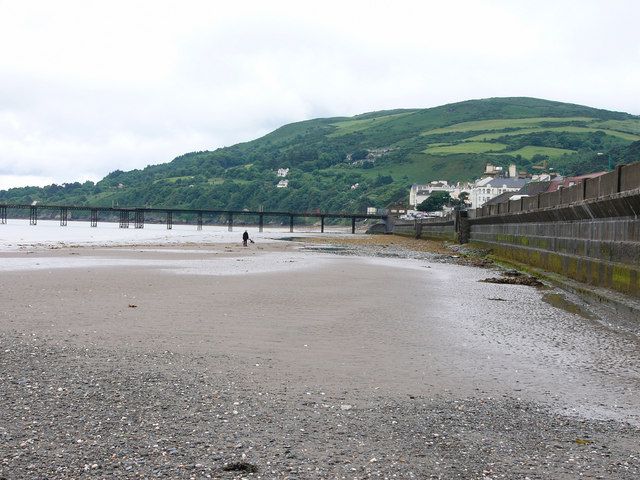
[456,210,469,244]
[0,205,6,224]
[414,220,422,239]
[290,215,294,233]
[228,212,233,232]
[351,217,356,234]
[197,212,203,231]
[166,211,173,230]
[259,213,264,232]
[90,209,98,227]
[321,215,325,233]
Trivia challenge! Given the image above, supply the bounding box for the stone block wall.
[411,162,640,298]
[466,162,640,298]
[470,210,640,297]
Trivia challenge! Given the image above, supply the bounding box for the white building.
[276,179,289,188]
[470,176,528,208]
[277,168,289,177]
[409,181,454,208]
[467,163,532,208]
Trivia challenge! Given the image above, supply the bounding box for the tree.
[373,174,393,187]
[351,149,369,161]
[417,191,451,212]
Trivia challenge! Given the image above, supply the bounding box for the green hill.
[2,97,639,214]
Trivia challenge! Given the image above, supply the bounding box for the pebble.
[1,335,639,479]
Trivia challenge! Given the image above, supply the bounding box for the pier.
[0,203,387,234]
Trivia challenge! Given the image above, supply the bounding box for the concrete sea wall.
[408,162,640,300]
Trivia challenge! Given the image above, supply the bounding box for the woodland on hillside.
[2,98,639,215]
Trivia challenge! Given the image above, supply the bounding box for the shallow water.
[296,245,640,426]
[0,219,333,250]
[542,292,597,319]
[442,267,640,425]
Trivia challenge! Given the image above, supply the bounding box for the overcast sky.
[1,0,639,190]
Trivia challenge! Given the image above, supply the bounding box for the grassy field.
[465,126,640,142]
[492,145,575,159]
[422,142,509,154]
[593,119,640,134]
[341,154,484,184]
[327,112,414,137]
[421,117,595,135]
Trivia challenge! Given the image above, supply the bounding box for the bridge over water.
[0,203,387,234]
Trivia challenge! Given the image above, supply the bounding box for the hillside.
[2,97,639,214]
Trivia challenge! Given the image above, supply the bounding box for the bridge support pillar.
[259,213,264,232]
[289,215,294,233]
[134,210,144,229]
[119,210,129,228]
[60,207,68,226]
[30,206,37,225]
[228,213,233,232]
[90,209,98,227]
[351,217,356,234]
[321,215,325,233]
[166,211,172,229]
[197,212,203,231]
[0,205,6,224]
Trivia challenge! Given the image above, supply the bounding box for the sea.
[0,219,336,251]
[0,219,357,275]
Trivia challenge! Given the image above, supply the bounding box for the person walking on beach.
[242,230,249,247]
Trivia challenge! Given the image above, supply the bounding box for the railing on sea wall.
[411,160,640,299]
[470,162,640,219]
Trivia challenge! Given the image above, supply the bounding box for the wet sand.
[1,239,639,478]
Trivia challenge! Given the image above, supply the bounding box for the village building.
[409,163,605,212]
[546,172,607,191]
[469,163,531,208]
[409,181,454,208]
[471,176,529,208]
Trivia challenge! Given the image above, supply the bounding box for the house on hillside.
[479,171,609,208]
[483,163,504,177]
[277,168,289,177]
[471,177,529,208]
[409,181,454,208]
[276,179,289,188]
[546,172,607,191]
[469,163,531,208]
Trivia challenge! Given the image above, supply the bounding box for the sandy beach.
[1,236,639,479]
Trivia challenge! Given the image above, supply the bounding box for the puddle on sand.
[542,293,597,320]
[300,245,350,254]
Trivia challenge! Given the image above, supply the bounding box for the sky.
[1,0,639,190]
